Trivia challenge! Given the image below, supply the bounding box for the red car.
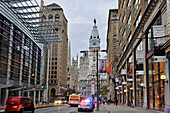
[4,97,35,113]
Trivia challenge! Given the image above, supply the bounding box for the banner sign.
[91,81,95,95]
[99,59,107,73]
[153,25,165,46]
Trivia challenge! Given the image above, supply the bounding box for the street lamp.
[161,75,168,92]
[80,49,100,111]
[140,83,144,106]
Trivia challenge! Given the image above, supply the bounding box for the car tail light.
[4,105,7,108]
[19,104,23,108]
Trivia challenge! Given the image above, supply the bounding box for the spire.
[41,0,44,8]
[90,19,99,40]
[94,18,96,24]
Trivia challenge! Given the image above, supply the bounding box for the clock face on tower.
[93,42,96,46]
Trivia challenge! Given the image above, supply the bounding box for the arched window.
[51,88,55,97]
[42,15,46,21]
[55,14,59,22]
[48,14,53,22]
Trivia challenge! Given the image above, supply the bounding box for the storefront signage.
[154,56,166,62]
[153,25,165,46]
[121,69,126,75]
[91,81,95,95]
[153,25,165,37]
[127,79,133,81]
[115,87,119,89]
[136,50,143,64]
[136,70,144,75]
[122,82,126,84]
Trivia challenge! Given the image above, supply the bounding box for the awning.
[10,87,23,91]
[0,84,13,89]
[23,88,42,92]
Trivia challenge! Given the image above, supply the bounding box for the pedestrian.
[115,99,118,106]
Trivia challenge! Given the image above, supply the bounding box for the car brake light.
[19,104,23,108]
[4,105,7,108]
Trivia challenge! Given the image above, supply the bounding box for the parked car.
[4,97,35,113]
[78,99,94,112]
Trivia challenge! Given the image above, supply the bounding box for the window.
[42,15,46,21]
[112,15,117,20]
[113,35,116,40]
[48,14,53,22]
[55,14,59,22]
[55,53,57,56]
[55,49,58,51]
[51,80,53,83]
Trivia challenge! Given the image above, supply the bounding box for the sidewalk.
[96,104,162,113]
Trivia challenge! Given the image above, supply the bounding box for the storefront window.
[146,12,165,111]
[127,55,133,106]
[148,56,165,111]
[135,41,144,107]
[121,64,127,104]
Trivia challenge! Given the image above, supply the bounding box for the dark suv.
[5,97,35,113]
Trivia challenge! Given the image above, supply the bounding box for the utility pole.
[96,49,99,111]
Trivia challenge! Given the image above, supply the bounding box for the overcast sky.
[41,0,118,59]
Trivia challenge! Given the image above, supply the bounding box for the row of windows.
[42,14,60,22]
[50,80,57,83]
[49,62,57,65]
[49,75,57,78]
[49,66,57,69]
[49,57,57,60]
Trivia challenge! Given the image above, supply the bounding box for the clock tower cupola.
[89,19,100,75]
[89,19,100,47]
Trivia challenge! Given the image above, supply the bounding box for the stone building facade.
[40,0,68,99]
[106,9,118,101]
[107,0,170,112]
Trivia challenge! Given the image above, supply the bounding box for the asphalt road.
[35,105,95,113]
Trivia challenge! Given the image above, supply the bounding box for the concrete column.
[4,23,13,105]
[33,91,36,105]
[132,50,136,106]
[19,34,24,97]
[27,92,30,97]
[38,90,41,104]
[19,91,21,97]
[143,35,148,110]
[4,89,9,105]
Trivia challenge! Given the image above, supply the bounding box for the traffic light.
[41,84,44,89]
[99,94,102,97]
